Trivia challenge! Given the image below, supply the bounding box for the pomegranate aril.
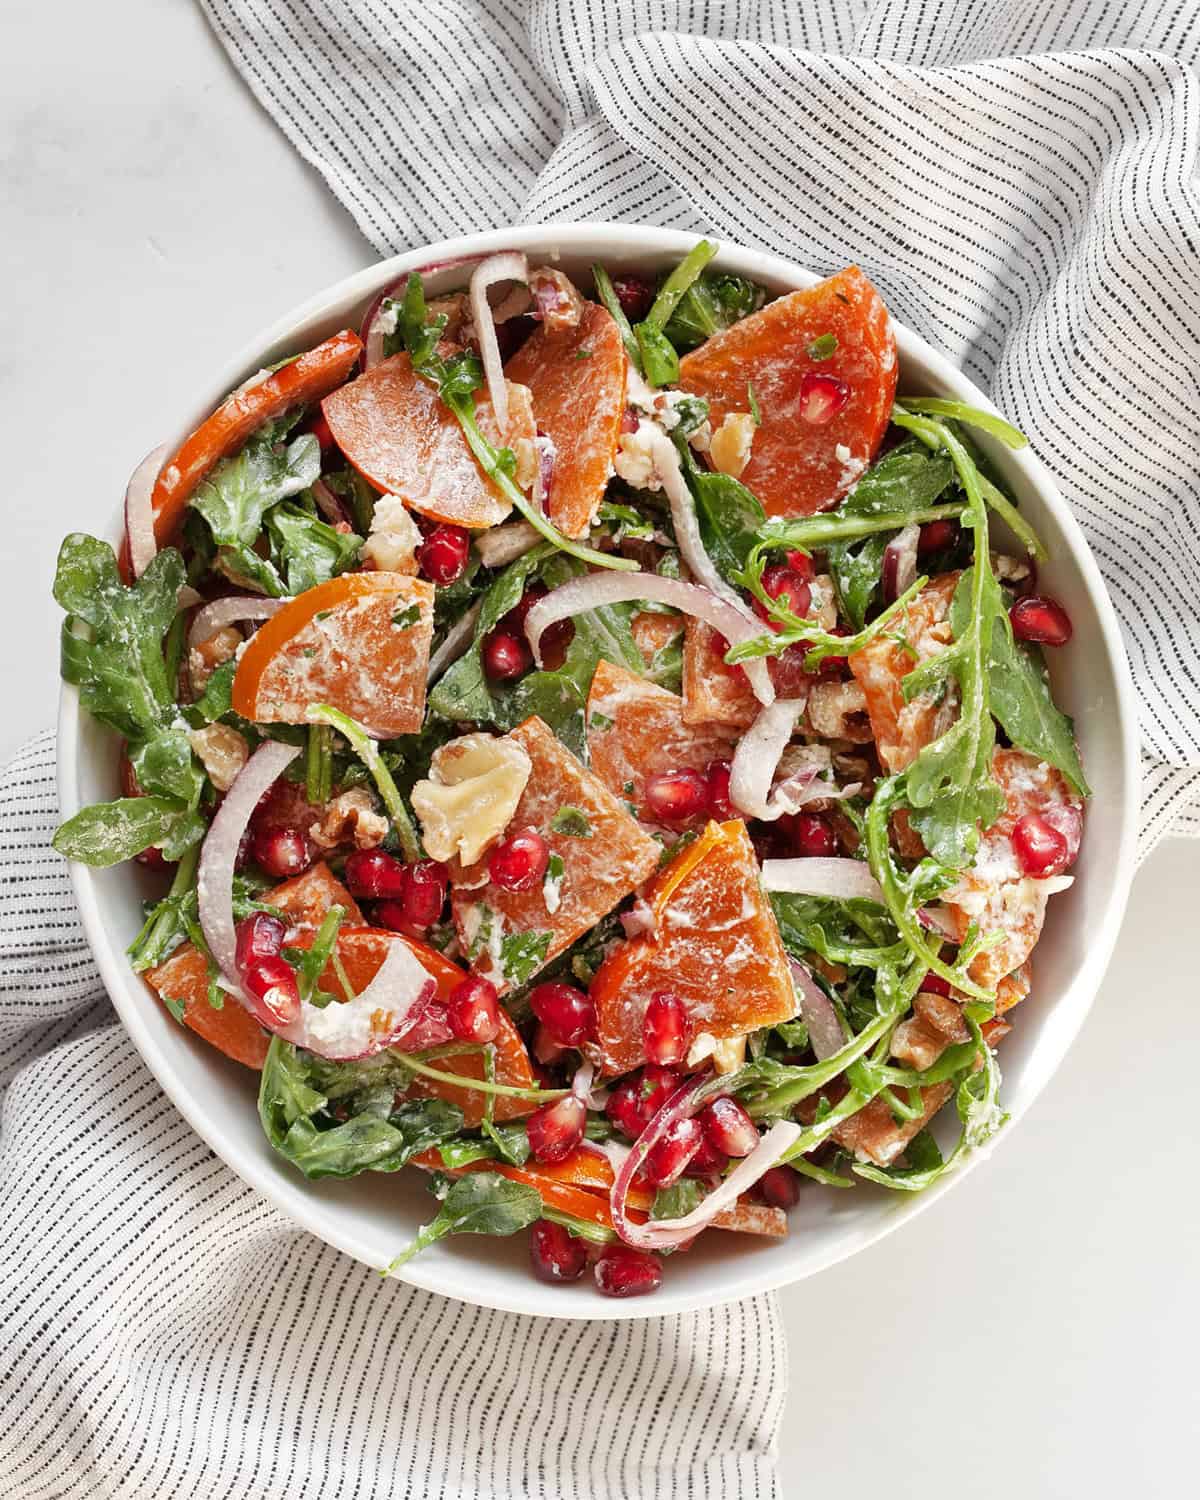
[500,583,547,634]
[401,860,448,929]
[446,975,501,1044]
[488,827,550,892]
[372,899,413,935]
[786,812,836,858]
[785,550,815,581]
[755,564,812,623]
[644,1117,703,1187]
[533,1022,570,1068]
[642,991,690,1067]
[135,846,171,872]
[235,912,286,971]
[594,1244,662,1298]
[758,1165,800,1210]
[250,827,312,879]
[700,1096,759,1158]
[605,1077,647,1139]
[418,525,471,584]
[918,518,959,556]
[683,1134,729,1179]
[1012,812,1070,877]
[798,371,850,426]
[639,1064,682,1117]
[705,759,734,820]
[344,848,408,900]
[242,954,301,1027]
[529,982,595,1047]
[529,1220,588,1283]
[610,273,655,323]
[526,1093,586,1164]
[643,768,708,824]
[482,630,532,681]
[1010,594,1072,647]
[920,972,952,997]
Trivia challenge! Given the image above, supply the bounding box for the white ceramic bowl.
[58,224,1140,1318]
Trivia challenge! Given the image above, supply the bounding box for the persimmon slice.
[678,268,897,518]
[503,301,627,538]
[147,329,363,559]
[586,660,739,811]
[320,353,535,529]
[143,861,361,1069]
[231,571,434,737]
[591,820,796,1074]
[449,716,660,994]
[682,619,759,729]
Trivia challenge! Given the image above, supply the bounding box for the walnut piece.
[309,787,388,851]
[188,624,241,695]
[708,412,756,478]
[187,724,249,792]
[807,680,873,743]
[411,732,532,865]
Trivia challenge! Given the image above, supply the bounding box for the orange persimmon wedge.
[231,571,434,737]
[591,820,796,1075]
[145,329,363,559]
[681,619,759,729]
[678,268,896,518]
[320,353,536,529]
[503,301,627,538]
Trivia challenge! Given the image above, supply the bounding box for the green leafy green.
[307,705,421,861]
[675,434,766,586]
[591,263,640,367]
[635,240,718,383]
[651,1179,704,1220]
[383,1172,543,1272]
[662,268,764,352]
[187,659,237,726]
[263,500,361,594]
[499,930,553,986]
[898,398,1027,450]
[52,797,205,867]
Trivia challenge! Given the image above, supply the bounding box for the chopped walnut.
[807,680,873,742]
[309,787,389,851]
[426,292,472,344]
[528,267,586,332]
[361,494,421,574]
[708,412,756,478]
[612,419,660,490]
[188,625,242,695]
[686,1031,748,1073]
[411,732,532,865]
[891,991,969,1071]
[187,724,249,792]
[807,574,839,631]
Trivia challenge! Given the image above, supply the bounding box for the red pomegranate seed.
[921,972,952,997]
[758,1165,800,1210]
[482,630,532,681]
[705,759,734,820]
[488,828,550,892]
[1010,594,1072,647]
[642,991,690,1067]
[533,1023,571,1067]
[798,371,850,425]
[500,583,547,634]
[308,412,335,452]
[235,912,286,972]
[527,1093,586,1164]
[242,954,301,1027]
[529,1219,588,1283]
[683,1134,729,1179]
[135,846,171,872]
[620,406,639,434]
[401,860,448,929]
[918,518,959,555]
[250,827,312,879]
[529,981,595,1047]
[446,975,501,1044]
[611,273,655,323]
[372,899,413,935]
[594,1244,662,1298]
[605,1077,647,1139]
[1012,812,1070,876]
[786,812,836,858]
[644,1117,703,1187]
[754,565,811,624]
[785,550,815,581]
[639,1064,682,1119]
[344,848,407,900]
[644,768,708,824]
[700,1096,759,1158]
[418,525,471,584]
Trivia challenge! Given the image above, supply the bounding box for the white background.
[3,4,1197,1494]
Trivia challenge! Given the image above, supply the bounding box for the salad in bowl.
[53,235,1094,1300]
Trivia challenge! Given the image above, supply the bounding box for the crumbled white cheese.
[361,495,421,574]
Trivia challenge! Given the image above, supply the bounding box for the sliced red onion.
[729,699,809,821]
[619,897,656,940]
[125,442,168,578]
[427,600,482,683]
[312,477,350,526]
[610,1074,801,1251]
[275,938,438,1061]
[197,740,299,998]
[177,585,203,611]
[1036,874,1075,896]
[570,1059,608,1111]
[524,571,774,705]
[475,519,540,569]
[882,524,920,604]
[469,252,529,438]
[361,255,507,370]
[532,434,556,511]
[788,958,845,1060]
[187,596,287,651]
[917,904,960,937]
[761,856,886,904]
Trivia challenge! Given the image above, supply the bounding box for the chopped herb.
[163,995,187,1024]
[392,603,421,629]
[551,806,592,838]
[807,333,838,361]
[588,711,615,734]
[747,381,762,425]
[500,930,553,985]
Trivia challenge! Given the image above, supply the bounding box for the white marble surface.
[3,2,1197,1493]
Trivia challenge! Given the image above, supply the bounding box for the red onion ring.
[275,937,438,1061]
[788,958,846,1061]
[475,520,540,569]
[761,857,886,904]
[198,739,300,998]
[610,1073,801,1250]
[469,251,529,437]
[125,442,168,578]
[187,596,287,652]
[312,477,351,526]
[524,572,774,705]
[882,523,920,604]
[360,254,507,370]
[729,699,809,821]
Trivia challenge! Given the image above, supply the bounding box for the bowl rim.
[57,221,1141,1319]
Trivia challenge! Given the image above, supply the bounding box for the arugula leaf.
[187,659,237,726]
[591,263,641,367]
[52,797,205,867]
[635,240,718,383]
[383,1171,542,1271]
[675,435,766,585]
[662,268,764,352]
[307,705,421,862]
[191,426,320,556]
[651,1179,704,1220]
[499,930,552,986]
[264,501,361,594]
